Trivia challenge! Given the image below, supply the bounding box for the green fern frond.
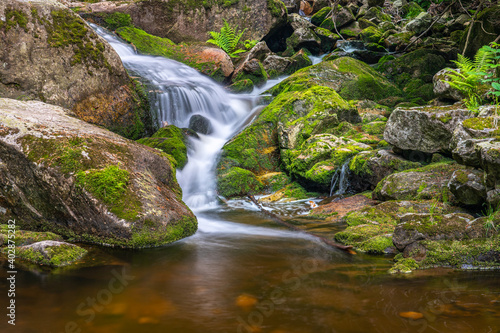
[207,19,247,57]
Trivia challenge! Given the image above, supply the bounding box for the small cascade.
[329,158,351,196]
[92,24,293,211]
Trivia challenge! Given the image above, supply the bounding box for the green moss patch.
[16,242,87,267]
[137,125,188,168]
[217,167,264,198]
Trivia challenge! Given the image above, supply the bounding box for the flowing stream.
[1,26,500,333]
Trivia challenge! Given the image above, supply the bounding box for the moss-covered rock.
[372,162,465,202]
[270,57,401,105]
[137,125,188,169]
[359,26,383,44]
[231,58,269,86]
[0,0,152,139]
[311,6,331,26]
[377,49,446,85]
[348,149,423,192]
[15,241,87,267]
[228,79,254,93]
[0,225,62,247]
[0,98,197,248]
[217,167,264,198]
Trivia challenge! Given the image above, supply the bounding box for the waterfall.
[92,25,282,210]
[329,158,351,196]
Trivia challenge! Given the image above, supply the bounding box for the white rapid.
[92,25,286,212]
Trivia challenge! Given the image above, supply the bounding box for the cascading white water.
[329,158,351,196]
[92,25,291,211]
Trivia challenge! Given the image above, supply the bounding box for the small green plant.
[243,39,259,50]
[446,44,499,113]
[207,19,246,58]
[483,204,499,237]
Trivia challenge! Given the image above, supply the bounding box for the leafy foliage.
[243,39,259,50]
[207,20,246,58]
[446,43,500,112]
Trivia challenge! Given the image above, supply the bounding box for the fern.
[445,44,500,113]
[207,19,247,58]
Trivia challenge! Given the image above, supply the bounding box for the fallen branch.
[247,195,354,253]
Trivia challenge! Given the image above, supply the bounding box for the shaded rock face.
[0,98,197,248]
[461,5,500,58]
[0,0,151,138]
[123,0,287,44]
[447,169,486,206]
[384,105,473,154]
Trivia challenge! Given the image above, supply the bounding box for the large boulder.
[393,212,481,253]
[0,98,197,248]
[384,105,473,154]
[0,0,152,139]
[348,149,423,192]
[373,162,467,202]
[118,0,288,43]
[270,57,401,104]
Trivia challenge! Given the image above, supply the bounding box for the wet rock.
[16,241,87,267]
[384,105,473,154]
[286,15,321,53]
[310,194,377,222]
[0,98,197,248]
[188,114,214,135]
[433,68,465,101]
[476,140,500,188]
[0,0,151,138]
[0,225,62,247]
[448,169,486,206]
[314,27,340,53]
[373,162,466,202]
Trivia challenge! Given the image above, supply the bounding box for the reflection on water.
[2,209,500,333]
